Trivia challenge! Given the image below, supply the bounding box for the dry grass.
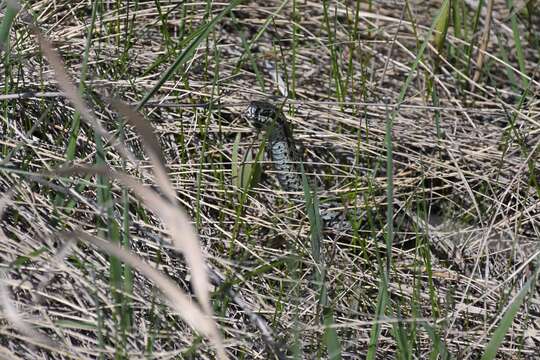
[0,1,539,359]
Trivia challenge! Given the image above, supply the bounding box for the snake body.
[246,100,304,193]
[246,100,351,230]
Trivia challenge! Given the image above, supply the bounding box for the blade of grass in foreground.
[480,264,540,360]
[56,165,226,359]
[300,164,342,359]
[0,3,17,52]
[94,124,126,357]
[367,99,393,360]
[366,279,389,360]
[54,0,99,211]
[432,0,450,54]
[323,306,342,360]
[505,0,528,88]
[137,0,242,110]
[63,230,217,339]
[418,321,451,360]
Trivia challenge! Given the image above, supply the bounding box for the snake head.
[245,101,279,128]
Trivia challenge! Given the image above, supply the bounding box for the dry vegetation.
[0,0,539,359]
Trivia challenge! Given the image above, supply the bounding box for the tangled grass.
[0,1,539,359]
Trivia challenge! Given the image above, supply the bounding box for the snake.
[245,100,303,191]
[245,100,352,230]
[244,100,466,266]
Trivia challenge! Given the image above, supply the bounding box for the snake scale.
[245,100,351,230]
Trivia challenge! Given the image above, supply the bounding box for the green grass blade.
[383,101,394,276]
[301,163,342,357]
[0,3,17,52]
[137,0,242,110]
[233,0,288,74]
[367,100,394,360]
[65,0,98,160]
[505,0,528,88]
[54,0,99,209]
[433,0,450,53]
[418,321,452,360]
[480,266,540,360]
[392,319,411,360]
[323,306,342,360]
[366,278,389,360]
[301,164,323,276]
